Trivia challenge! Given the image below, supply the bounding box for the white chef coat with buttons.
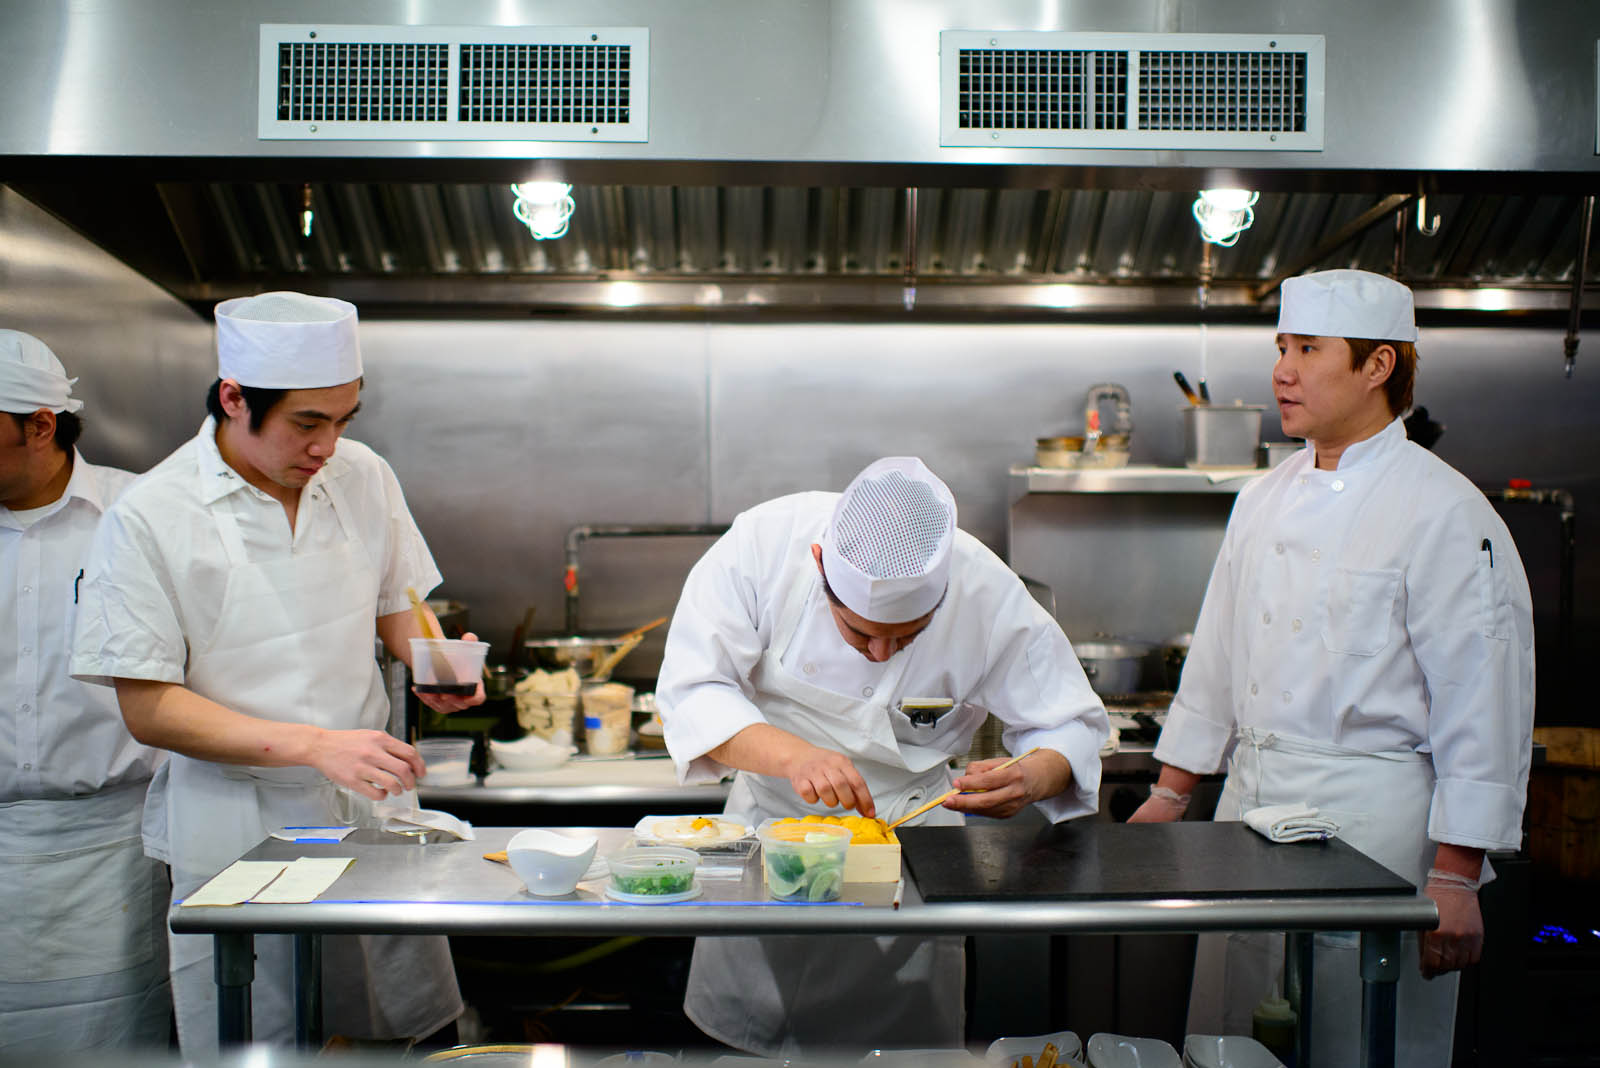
[3,453,154,801]
[659,491,1109,822]
[1155,417,1535,850]
[72,418,440,687]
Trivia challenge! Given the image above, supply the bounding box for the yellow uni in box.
[766,816,902,883]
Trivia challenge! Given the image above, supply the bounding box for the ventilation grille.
[276,42,450,123]
[458,44,631,125]
[955,50,1127,131]
[941,30,1322,150]
[259,25,648,141]
[1138,50,1306,132]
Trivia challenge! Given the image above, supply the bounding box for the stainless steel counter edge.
[169,893,1437,938]
[417,782,732,805]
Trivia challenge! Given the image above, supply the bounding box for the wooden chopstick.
[885,747,1040,830]
[406,586,441,638]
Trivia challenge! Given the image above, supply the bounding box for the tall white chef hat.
[820,457,957,624]
[0,329,84,415]
[215,291,363,389]
[1277,269,1418,342]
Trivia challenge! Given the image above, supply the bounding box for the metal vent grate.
[459,43,631,124]
[1138,50,1306,132]
[276,41,449,123]
[259,24,649,141]
[955,49,1127,131]
[941,30,1322,150]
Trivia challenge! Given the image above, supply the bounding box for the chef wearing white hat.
[657,456,1108,1054]
[0,331,171,1054]
[70,292,478,1053]
[1130,269,1534,1065]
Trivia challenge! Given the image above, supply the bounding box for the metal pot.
[1072,639,1153,697]
[522,633,637,681]
[1161,632,1193,691]
[1182,403,1265,469]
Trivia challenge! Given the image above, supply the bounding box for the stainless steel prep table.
[417,755,732,825]
[170,825,1436,1068]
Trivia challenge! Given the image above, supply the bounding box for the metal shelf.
[1009,464,1265,499]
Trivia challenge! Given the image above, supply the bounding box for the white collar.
[1320,416,1407,473]
[193,416,348,505]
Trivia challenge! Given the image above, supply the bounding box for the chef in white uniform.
[70,292,479,1054]
[1130,270,1535,1065]
[658,456,1109,1055]
[0,331,169,1053]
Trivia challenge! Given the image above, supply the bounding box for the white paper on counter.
[375,789,475,840]
[182,860,289,907]
[252,857,355,903]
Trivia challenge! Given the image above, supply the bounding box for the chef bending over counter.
[657,455,1110,1056]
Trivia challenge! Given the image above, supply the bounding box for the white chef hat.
[215,291,363,388]
[0,329,84,415]
[820,457,957,624]
[1277,269,1418,342]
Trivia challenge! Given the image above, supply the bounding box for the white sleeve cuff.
[70,655,187,689]
[1153,703,1233,774]
[1012,719,1103,822]
[662,684,768,786]
[1428,777,1526,851]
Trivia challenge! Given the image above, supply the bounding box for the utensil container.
[1182,404,1265,469]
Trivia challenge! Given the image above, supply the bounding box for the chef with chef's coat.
[1130,269,1535,1066]
[70,292,480,1054]
[0,331,170,1054]
[657,456,1109,1055]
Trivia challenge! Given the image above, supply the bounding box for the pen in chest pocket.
[1481,539,1494,568]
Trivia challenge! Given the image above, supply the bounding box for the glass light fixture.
[1191,188,1259,247]
[510,181,576,240]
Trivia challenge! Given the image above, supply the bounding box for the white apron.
[684,580,967,1056]
[149,477,460,1054]
[1188,728,1459,1066]
[0,780,171,1053]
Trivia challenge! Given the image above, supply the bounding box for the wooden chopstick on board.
[885,747,1040,831]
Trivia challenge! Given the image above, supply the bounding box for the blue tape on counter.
[313,898,869,907]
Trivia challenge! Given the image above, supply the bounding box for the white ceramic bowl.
[491,734,576,771]
[987,1031,1085,1066]
[1181,1035,1284,1068]
[505,829,599,896]
[1086,1034,1180,1068]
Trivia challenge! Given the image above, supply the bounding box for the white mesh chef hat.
[1278,269,1418,342]
[215,291,363,388]
[820,457,957,623]
[0,329,83,414]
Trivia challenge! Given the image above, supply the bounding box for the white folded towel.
[374,791,475,841]
[1243,802,1339,843]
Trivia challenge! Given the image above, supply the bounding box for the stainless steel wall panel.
[0,187,213,471]
[4,0,1599,178]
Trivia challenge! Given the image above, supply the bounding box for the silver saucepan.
[1072,639,1154,697]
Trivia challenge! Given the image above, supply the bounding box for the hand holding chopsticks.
[885,747,1040,830]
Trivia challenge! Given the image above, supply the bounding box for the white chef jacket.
[3,453,153,801]
[72,418,440,687]
[1155,418,1535,851]
[658,491,1109,820]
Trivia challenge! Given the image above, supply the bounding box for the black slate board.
[898,821,1415,902]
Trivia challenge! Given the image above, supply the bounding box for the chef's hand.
[312,727,426,800]
[786,746,875,818]
[1420,868,1484,979]
[1127,764,1202,823]
[1128,786,1191,823]
[412,630,488,715]
[946,749,1071,819]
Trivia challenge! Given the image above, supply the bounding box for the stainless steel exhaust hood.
[2,0,1597,317]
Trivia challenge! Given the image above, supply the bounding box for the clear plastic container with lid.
[759,820,853,901]
[605,844,701,902]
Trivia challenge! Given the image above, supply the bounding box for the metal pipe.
[214,931,255,1045]
[294,933,322,1050]
[564,524,730,633]
[903,186,918,312]
[1359,929,1402,1068]
[1564,194,1594,378]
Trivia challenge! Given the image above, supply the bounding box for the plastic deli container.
[581,681,634,755]
[759,820,852,902]
[409,638,490,696]
[605,845,700,903]
[416,737,474,786]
